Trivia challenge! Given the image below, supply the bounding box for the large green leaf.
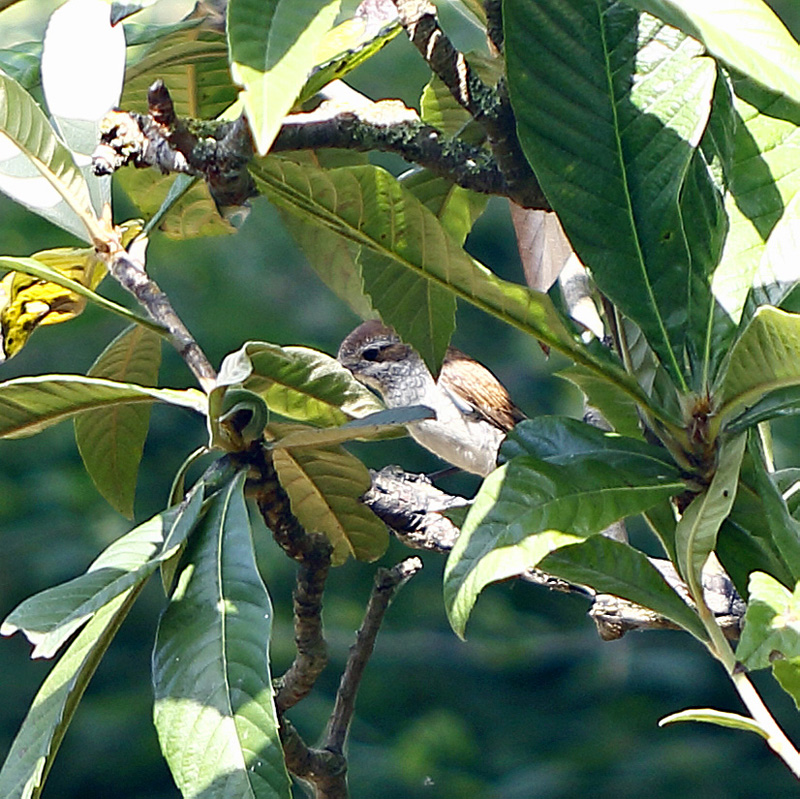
[251,158,655,418]
[623,0,800,105]
[674,432,746,594]
[0,375,205,439]
[0,591,141,799]
[213,341,383,428]
[74,326,162,518]
[505,0,717,389]
[228,0,340,154]
[1,493,202,659]
[153,472,291,799]
[539,535,706,640]
[444,452,685,637]
[716,307,800,431]
[272,444,388,564]
[0,70,95,241]
[736,571,800,670]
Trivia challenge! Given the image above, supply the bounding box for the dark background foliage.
[2,1,800,797]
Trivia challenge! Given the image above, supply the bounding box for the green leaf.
[228,0,341,154]
[505,0,716,388]
[0,71,95,242]
[716,307,800,430]
[444,453,685,637]
[0,374,205,439]
[658,707,769,739]
[557,365,643,439]
[499,416,676,470]
[213,341,383,429]
[272,444,388,564]
[0,590,141,799]
[0,41,41,90]
[1,493,203,659]
[153,472,291,799]
[674,433,746,592]
[772,656,800,709]
[538,536,706,640]
[268,405,432,448]
[74,326,162,518]
[746,432,800,583]
[251,158,654,416]
[623,0,800,105]
[736,571,800,670]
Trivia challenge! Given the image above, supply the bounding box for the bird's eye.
[362,346,381,361]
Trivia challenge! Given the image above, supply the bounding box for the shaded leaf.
[153,472,291,799]
[539,535,706,640]
[506,0,716,388]
[228,0,340,154]
[75,326,162,518]
[0,375,205,439]
[772,656,800,710]
[272,444,388,564]
[444,453,684,637]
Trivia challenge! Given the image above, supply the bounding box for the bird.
[337,320,525,476]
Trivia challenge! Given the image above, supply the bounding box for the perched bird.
[337,320,525,476]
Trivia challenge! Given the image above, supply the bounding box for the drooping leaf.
[272,444,388,564]
[0,590,140,799]
[658,708,769,739]
[251,158,655,418]
[41,0,125,215]
[228,0,340,154]
[736,571,800,670]
[674,433,746,593]
[212,341,383,431]
[505,0,717,388]
[444,452,685,637]
[0,70,95,241]
[0,375,205,439]
[539,535,706,640]
[1,493,203,659]
[74,326,162,518]
[152,472,291,799]
[716,307,800,431]
[622,0,800,105]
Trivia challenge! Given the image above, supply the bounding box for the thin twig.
[324,557,423,754]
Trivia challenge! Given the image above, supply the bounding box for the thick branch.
[325,557,423,753]
[389,0,543,206]
[98,236,216,390]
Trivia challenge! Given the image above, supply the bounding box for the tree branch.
[389,0,543,206]
[324,556,423,754]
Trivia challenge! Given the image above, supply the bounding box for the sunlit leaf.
[658,707,769,738]
[273,444,388,564]
[74,326,162,518]
[228,0,340,154]
[0,375,205,439]
[153,472,291,799]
